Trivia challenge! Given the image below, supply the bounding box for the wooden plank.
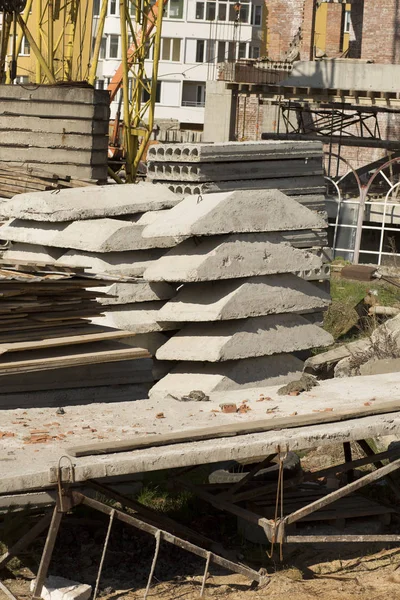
[67,400,400,458]
[0,329,135,355]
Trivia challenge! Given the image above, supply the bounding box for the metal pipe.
[88,0,107,85]
[120,0,133,182]
[48,0,54,78]
[17,14,56,83]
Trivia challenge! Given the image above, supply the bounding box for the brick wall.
[361,0,400,63]
[300,0,315,60]
[236,95,262,140]
[325,3,343,57]
[265,0,306,60]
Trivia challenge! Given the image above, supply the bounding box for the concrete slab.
[157,274,331,322]
[56,249,164,277]
[142,189,326,239]
[30,576,91,600]
[147,140,323,163]
[149,355,304,400]
[1,372,400,495]
[3,182,181,222]
[2,242,64,262]
[155,314,333,361]
[94,281,176,305]
[0,218,176,252]
[144,234,323,282]
[147,157,323,182]
[90,302,179,333]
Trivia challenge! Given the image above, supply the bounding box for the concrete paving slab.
[1,372,400,495]
[157,274,331,322]
[94,281,176,305]
[30,576,91,600]
[147,140,323,163]
[0,218,176,252]
[149,354,304,399]
[142,189,326,239]
[155,314,333,361]
[57,249,164,277]
[147,157,323,182]
[2,183,181,222]
[91,302,179,333]
[144,234,323,282]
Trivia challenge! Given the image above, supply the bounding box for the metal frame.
[2,438,400,599]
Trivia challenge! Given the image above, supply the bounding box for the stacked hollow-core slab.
[147,140,326,204]
[141,189,334,400]
[0,183,183,380]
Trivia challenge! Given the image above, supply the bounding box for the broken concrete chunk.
[149,354,304,401]
[158,274,331,322]
[144,233,323,282]
[142,189,326,240]
[4,182,181,222]
[30,576,91,600]
[156,314,334,362]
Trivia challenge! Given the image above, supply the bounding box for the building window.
[218,2,226,20]
[217,40,225,62]
[344,9,351,33]
[251,4,262,26]
[196,2,204,19]
[99,37,107,58]
[206,1,216,20]
[95,79,105,89]
[108,0,117,15]
[250,45,260,59]
[142,81,161,103]
[19,36,30,56]
[195,39,205,62]
[238,42,247,59]
[165,0,183,19]
[161,38,181,61]
[93,0,100,16]
[109,34,119,58]
[197,84,206,106]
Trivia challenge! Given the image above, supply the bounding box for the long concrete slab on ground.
[0,217,176,252]
[144,234,323,282]
[91,302,179,333]
[155,314,333,361]
[2,243,64,263]
[149,355,304,399]
[1,372,400,495]
[94,281,176,305]
[147,140,323,163]
[2,183,180,222]
[57,249,164,277]
[158,275,331,322]
[142,189,326,239]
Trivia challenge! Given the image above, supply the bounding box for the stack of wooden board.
[0,261,152,409]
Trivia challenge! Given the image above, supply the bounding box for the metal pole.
[120,0,133,182]
[88,0,108,85]
[36,0,42,82]
[5,0,33,84]
[48,0,54,78]
[17,14,56,83]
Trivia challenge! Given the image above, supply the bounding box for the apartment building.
[93,0,265,127]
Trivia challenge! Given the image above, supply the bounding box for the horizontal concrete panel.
[0,115,108,135]
[0,130,109,151]
[2,160,107,180]
[0,84,109,105]
[0,100,109,120]
[0,146,106,166]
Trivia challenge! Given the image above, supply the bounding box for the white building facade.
[92,0,264,128]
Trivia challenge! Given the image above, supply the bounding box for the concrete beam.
[95,281,176,305]
[144,234,323,282]
[155,314,333,362]
[157,274,331,322]
[91,302,179,333]
[57,249,164,277]
[2,243,64,263]
[3,183,180,222]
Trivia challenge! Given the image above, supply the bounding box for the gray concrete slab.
[155,315,333,361]
[0,219,65,246]
[2,183,180,222]
[144,234,323,282]
[91,302,179,333]
[147,158,323,182]
[147,140,323,163]
[94,281,176,305]
[56,249,164,277]
[157,275,331,322]
[149,354,304,400]
[1,372,399,495]
[2,243,64,262]
[142,189,326,240]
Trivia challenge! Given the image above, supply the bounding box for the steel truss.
[1,438,400,600]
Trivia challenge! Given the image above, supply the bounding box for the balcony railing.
[181,100,205,107]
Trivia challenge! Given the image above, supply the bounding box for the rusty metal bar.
[286,456,400,526]
[343,442,354,483]
[73,492,266,585]
[286,535,400,543]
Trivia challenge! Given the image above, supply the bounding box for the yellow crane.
[0,0,166,182]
